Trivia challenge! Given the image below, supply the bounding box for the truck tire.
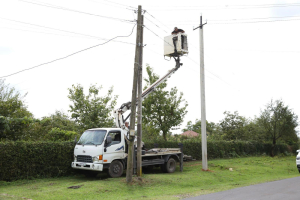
[163,158,176,173]
[108,160,123,178]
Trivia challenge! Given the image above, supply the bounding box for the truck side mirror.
[106,136,112,145]
[74,136,77,145]
[104,136,112,152]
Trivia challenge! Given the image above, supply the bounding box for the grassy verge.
[0,155,298,200]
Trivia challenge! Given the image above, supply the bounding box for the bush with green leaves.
[144,140,298,160]
[1,139,298,181]
[0,141,75,181]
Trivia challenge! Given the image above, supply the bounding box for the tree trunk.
[270,137,276,157]
[163,131,167,141]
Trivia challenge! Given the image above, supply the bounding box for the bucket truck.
[72,33,188,178]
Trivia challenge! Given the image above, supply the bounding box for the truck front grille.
[77,155,93,163]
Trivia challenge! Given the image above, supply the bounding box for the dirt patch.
[68,185,83,189]
[120,177,154,186]
[201,169,214,172]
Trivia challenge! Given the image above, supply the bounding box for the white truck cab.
[72,128,128,177]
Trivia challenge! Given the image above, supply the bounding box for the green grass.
[0,155,299,200]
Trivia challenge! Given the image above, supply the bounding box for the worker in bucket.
[171,27,185,53]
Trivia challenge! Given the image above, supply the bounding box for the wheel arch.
[163,154,180,163]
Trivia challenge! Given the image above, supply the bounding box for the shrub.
[0,139,298,181]
[144,140,299,160]
[0,141,74,181]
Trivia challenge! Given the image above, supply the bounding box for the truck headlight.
[74,155,77,162]
[92,155,102,162]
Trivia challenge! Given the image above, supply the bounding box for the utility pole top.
[193,15,207,30]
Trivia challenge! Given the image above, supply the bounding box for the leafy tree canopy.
[142,65,188,140]
[68,84,118,132]
[0,80,33,141]
[0,80,32,118]
[257,99,298,155]
[182,119,217,135]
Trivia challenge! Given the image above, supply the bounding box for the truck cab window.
[108,131,121,145]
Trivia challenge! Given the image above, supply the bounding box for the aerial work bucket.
[164,33,188,57]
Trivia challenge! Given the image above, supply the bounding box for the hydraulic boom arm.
[113,57,182,129]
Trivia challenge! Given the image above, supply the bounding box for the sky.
[1,0,300,135]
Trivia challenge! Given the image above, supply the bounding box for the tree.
[24,111,80,141]
[0,80,32,118]
[0,80,33,141]
[257,99,298,156]
[182,119,217,136]
[68,84,118,132]
[219,111,247,140]
[142,65,188,140]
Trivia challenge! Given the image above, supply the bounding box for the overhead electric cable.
[146,2,300,8]
[85,0,127,9]
[0,17,135,45]
[144,16,168,33]
[164,15,300,23]
[210,18,300,24]
[101,0,136,9]
[146,2,300,10]
[17,0,134,23]
[144,25,173,47]
[0,23,137,79]
[144,11,171,31]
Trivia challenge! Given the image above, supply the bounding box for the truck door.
[103,130,125,163]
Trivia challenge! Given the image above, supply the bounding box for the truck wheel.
[165,158,176,173]
[108,160,123,178]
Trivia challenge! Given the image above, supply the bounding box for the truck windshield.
[77,130,107,145]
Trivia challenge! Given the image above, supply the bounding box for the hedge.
[144,140,299,160]
[0,141,75,181]
[0,140,298,181]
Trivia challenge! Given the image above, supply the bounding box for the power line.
[101,0,136,9]
[0,23,137,79]
[0,17,135,45]
[17,0,134,23]
[166,17,300,25]
[143,27,225,82]
[85,0,129,9]
[146,2,300,10]
[144,16,168,33]
[144,25,173,47]
[144,10,171,32]
[164,15,300,23]
[210,18,300,24]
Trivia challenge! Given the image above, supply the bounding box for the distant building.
[181,130,199,137]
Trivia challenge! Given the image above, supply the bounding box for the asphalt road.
[185,176,300,200]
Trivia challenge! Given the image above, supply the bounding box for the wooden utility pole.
[137,14,144,177]
[126,5,142,183]
[194,15,208,170]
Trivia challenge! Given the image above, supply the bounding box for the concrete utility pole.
[194,15,208,170]
[126,5,143,183]
[137,14,144,177]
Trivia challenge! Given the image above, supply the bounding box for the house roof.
[181,130,199,137]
